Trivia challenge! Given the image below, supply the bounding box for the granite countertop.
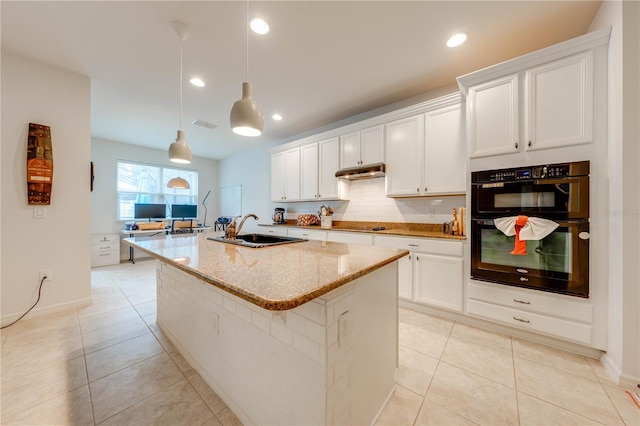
[123,234,408,311]
[259,220,467,241]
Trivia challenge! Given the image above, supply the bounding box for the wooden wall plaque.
[27,123,53,205]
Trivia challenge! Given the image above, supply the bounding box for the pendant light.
[230,1,264,137]
[167,176,190,189]
[169,21,192,163]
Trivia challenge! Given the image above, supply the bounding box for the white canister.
[321,216,332,229]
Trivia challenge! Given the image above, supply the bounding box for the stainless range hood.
[335,162,386,180]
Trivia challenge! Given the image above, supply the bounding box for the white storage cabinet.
[300,137,341,201]
[374,235,464,312]
[339,125,384,168]
[271,148,300,202]
[91,234,120,267]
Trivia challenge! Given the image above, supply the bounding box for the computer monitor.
[134,203,166,221]
[171,204,197,220]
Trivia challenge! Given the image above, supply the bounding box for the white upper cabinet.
[385,115,424,197]
[300,143,319,200]
[340,125,384,168]
[461,36,601,159]
[526,51,593,151]
[271,148,300,202]
[300,137,341,200]
[467,74,520,158]
[424,103,466,194]
[385,98,466,197]
[318,137,341,199]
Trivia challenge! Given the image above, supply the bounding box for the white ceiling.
[1,1,601,160]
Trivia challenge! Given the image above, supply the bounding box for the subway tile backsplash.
[277,179,466,224]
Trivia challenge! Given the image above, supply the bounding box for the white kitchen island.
[124,233,407,425]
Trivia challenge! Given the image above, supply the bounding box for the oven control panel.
[472,161,589,183]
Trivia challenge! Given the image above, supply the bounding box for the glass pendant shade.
[169,130,192,164]
[230,82,264,137]
[167,176,190,189]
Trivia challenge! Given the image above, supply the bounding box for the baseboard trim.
[1,297,93,325]
[601,353,640,390]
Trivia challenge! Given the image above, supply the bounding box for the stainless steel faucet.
[236,213,259,235]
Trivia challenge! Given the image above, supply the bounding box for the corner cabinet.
[462,49,597,159]
[385,96,466,197]
[271,148,300,202]
[340,125,384,168]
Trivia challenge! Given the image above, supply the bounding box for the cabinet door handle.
[424,187,427,192]
[528,140,532,147]
[417,188,420,192]
[515,142,519,149]
[302,233,309,236]
[416,255,419,260]
[513,316,530,324]
[408,255,411,260]
[513,299,530,305]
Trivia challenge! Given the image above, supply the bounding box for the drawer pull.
[99,246,111,250]
[99,253,110,257]
[302,233,309,236]
[513,299,530,305]
[520,277,529,282]
[513,316,530,324]
[408,244,420,247]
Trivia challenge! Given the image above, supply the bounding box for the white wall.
[1,51,92,320]
[91,137,219,260]
[589,0,640,387]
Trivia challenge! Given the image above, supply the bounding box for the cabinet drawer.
[91,244,118,253]
[91,250,120,267]
[327,231,373,245]
[288,228,327,241]
[468,281,592,323]
[374,235,463,256]
[468,299,592,345]
[91,234,119,245]
[260,227,288,237]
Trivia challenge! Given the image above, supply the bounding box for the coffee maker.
[272,208,286,224]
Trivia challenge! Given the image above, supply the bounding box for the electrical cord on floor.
[0,276,47,329]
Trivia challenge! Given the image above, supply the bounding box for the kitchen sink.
[207,233,307,248]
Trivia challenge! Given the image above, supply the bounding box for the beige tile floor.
[0,259,638,425]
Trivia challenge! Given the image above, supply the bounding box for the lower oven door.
[471,219,589,297]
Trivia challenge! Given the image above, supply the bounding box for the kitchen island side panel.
[156,260,398,425]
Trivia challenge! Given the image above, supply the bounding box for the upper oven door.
[471,176,589,220]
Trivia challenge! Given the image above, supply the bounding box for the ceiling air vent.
[191,119,217,129]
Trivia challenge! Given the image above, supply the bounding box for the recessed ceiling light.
[250,18,269,35]
[447,33,467,48]
[272,113,283,121]
[189,77,205,87]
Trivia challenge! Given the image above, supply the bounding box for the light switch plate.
[33,207,47,219]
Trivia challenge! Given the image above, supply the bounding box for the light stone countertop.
[123,233,408,311]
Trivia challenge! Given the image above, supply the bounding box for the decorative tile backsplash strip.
[279,179,466,224]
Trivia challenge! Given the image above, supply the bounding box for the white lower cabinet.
[326,231,373,245]
[467,281,593,344]
[91,234,120,267]
[375,235,464,312]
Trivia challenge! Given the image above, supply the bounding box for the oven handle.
[472,218,587,228]
[475,176,585,188]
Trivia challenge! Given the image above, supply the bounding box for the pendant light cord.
[245,0,249,82]
[179,35,183,131]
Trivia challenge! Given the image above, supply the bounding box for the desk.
[121,227,210,263]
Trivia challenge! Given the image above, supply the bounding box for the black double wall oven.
[471,161,590,298]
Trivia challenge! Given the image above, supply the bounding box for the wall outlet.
[39,269,52,282]
[338,310,352,348]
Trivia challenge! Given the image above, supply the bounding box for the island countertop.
[124,233,408,311]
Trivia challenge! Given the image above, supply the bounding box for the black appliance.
[272,208,286,224]
[470,161,590,298]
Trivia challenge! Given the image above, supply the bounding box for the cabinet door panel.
[468,74,519,158]
[318,137,340,199]
[526,52,593,151]
[340,132,361,169]
[271,152,285,201]
[283,148,300,201]
[414,254,463,312]
[424,104,466,194]
[385,115,423,196]
[300,143,319,200]
[360,125,385,165]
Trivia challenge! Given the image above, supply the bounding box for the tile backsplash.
[277,178,466,224]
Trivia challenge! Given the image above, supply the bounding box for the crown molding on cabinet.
[457,26,611,96]
[270,92,463,153]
